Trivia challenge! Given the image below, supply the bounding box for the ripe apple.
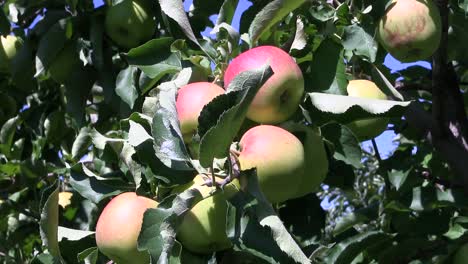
[0,35,22,72]
[176,82,225,143]
[237,125,307,203]
[377,0,441,62]
[454,243,468,264]
[48,43,81,83]
[104,0,156,49]
[95,192,158,264]
[345,80,390,141]
[224,46,304,124]
[175,175,239,254]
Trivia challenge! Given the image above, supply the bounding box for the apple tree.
[0,0,468,263]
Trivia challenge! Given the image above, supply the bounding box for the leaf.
[71,127,92,160]
[371,63,404,101]
[39,180,62,260]
[227,170,310,263]
[77,247,99,264]
[198,64,273,168]
[305,92,413,125]
[138,188,208,263]
[152,84,193,171]
[323,231,393,264]
[309,2,335,22]
[216,0,240,25]
[0,8,9,35]
[332,202,379,236]
[321,123,362,168]
[248,0,306,44]
[115,66,139,109]
[57,226,94,242]
[290,16,307,52]
[308,38,347,94]
[342,24,378,62]
[0,116,20,158]
[63,67,95,126]
[126,37,182,84]
[128,120,153,147]
[387,168,411,191]
[69,164,124,204]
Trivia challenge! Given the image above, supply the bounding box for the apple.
[345,80,390,141]
[224,46,304,124]
[0,35,22,72]
[237,125,308,203]
[95,192,158,264]
[58,192,73,208]
[377,0,441,62]
[176,82,225,143]
[175,175,239,254]
[48,43,81,83]
[105,0,156,49]
[454,243,468,264]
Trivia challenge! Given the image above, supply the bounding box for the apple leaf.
[371,63,405,101]
[152,83,193,171]
[321,122,362,168]
[332,202,379,236]
[308,38,347,94]
[77,247,99,264]
[197,63,273,168]
[216,0,240,25]
[138,188,208,263]
[305,92,413,125]
[342,24,378,63]
[323,231,393,264]
[69,164,124,204]
[248,0,306,44]
[226,170,310,263]
[39,180,62,260]
[126,37,182,82]
[115,66,139,109]
[0,116,20,158]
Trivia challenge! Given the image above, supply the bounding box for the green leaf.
[39,180,62,260]
[115,66,139,109]
[323,231,393,264]
[305,92,412,125]
[370,63,404,101]
[387,168,411,191]
[332,202,379,236]
[321,123,362,168]
[63,67,95,126]
[308,38,347,94]
[138,188,206,263]
[69,164,124,204]
[0,116,20,158]
[152,84,193,171]
[227,170,310,263]
[216,0,240,25]
[77,247,98,264]
[248,0,306,44]
[57,226,94,242]
[0,8,9,35]
[309,2,335,22]
[126,37,182,85]
[71,127,92,160]
[342,24,378,62]
[198,63,273,168]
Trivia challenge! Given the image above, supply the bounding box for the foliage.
[0,0,468,263]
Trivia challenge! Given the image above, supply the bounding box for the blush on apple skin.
[95,192,158,264]
[224,46,304,124]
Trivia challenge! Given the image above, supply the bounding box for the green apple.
[105,0,156,49]
[0,35,22,72]
[238,125,308,203]
[48,43,81,83]
[224,46,304,124]
[454,243,468,264]
[175,175,239,254]
[377,0,441,62]
[95,192,158,264]
[176,82,225,143]
[345,80,390,141]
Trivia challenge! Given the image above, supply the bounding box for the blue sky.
[89,0,430,158]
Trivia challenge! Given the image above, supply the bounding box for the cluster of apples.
[93,45,394,261]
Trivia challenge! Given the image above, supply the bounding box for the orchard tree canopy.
[1,0,468,263]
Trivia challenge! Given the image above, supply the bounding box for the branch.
[429,0,468,191]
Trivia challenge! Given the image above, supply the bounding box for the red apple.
[176,82,224,143]
[224,46,304,124]
[237,125,328,203]
[95,192,158,264]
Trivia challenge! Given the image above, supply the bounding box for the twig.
[371,138,382,163]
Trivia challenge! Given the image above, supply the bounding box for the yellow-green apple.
[0,35,22,72]
[95,192,158,264]
[48,43,81,83]
[176,82,225,143]
[377,0,441,62]
[454,243,468,264]
[345,80,390,141]
[224,46,304,124]
[105,0,156,49]
[175,175,239,254]
[237,125,308,203]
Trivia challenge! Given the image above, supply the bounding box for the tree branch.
[429,0,468,191]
